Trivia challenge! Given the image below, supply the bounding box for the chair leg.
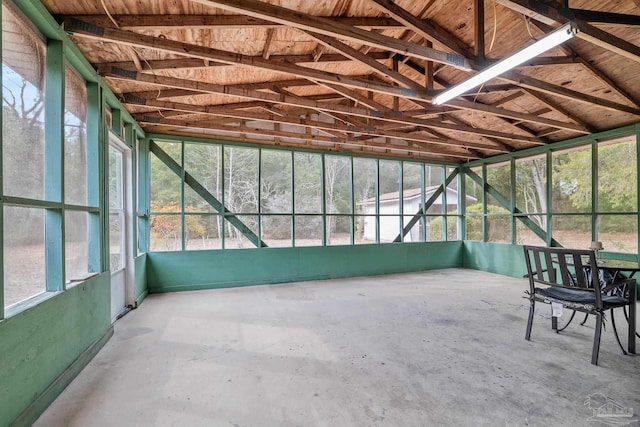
[526,301,535,341]
[580,313,590,326]
[611,309,627,355]
[591,313,603,366]
[552,315,558,331]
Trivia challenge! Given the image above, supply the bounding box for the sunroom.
[1,0,639,425]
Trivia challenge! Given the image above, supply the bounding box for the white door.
[109,135,133,322]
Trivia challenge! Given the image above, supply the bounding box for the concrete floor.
[36,269,639,427]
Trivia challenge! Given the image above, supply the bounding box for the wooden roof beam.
[521,88,598,133]
[567,9,640,26]
[367,0,474,58]
[95,52,392,73]
[60,14,406,30]
[495,0,640,64]
[186,0,473,70]
[499,70,640,116]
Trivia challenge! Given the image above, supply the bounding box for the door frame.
[109,132,135,321]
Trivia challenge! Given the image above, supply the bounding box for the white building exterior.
[358,187,470,242]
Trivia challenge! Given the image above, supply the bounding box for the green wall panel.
[134,254,148,305]
[0,273,111,426]
[147,242,463,292]
[462,241,527,278]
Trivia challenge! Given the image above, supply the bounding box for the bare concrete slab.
[35,269,640,426]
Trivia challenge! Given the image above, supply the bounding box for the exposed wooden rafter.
[495,0,640,64]
[186,0,473,70]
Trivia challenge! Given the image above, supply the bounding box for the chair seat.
[536,287,628,309]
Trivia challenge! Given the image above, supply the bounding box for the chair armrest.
[602,278,637,295]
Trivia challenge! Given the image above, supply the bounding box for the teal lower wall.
[462,241,527,278]
[134,254,148,305]
[0,273,112,427]
[147,241,463,292]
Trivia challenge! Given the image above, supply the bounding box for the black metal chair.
[523,245,637,365]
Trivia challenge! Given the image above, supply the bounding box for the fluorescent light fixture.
[433,23,577,105]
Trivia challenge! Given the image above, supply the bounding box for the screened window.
[2,3,48,307]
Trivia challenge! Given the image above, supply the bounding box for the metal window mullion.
[350,156,355,245]
[128,125,138,257]
[399,161,403,242]
[45,39,65,291]
[442,166,448,241]
[510,159,516,244]
[592,138,598,243]
[0,11,3,315]
[482,165,488,242]
[180,141,185,251]
[420,164,426,242]
[636,124,640,258]
[221,144,226,249]
[291,151,296,247]
[321,154,327,246]
[545,150,553,246]
[86,82,103,270]
[375,159,380,243]
[137,137,150,254]
[257,148,262,247]
[459,167,466,241]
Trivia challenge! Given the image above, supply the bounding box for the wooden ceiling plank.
[61,15,406,30]
[367,0,473,58]
[186,0,473,70]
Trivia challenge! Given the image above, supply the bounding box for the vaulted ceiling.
[43,0,640,162]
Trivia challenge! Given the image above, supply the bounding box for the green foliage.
[429,203,509,241]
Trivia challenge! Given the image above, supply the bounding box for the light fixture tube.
[432,23,577,105]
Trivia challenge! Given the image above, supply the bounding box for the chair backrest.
[523,245,602,305]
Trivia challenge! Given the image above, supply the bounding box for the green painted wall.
[134,254,148,305]
[147,242,463,292]
[0,273,112,426]
[462,241,527,278]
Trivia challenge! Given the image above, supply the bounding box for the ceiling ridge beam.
[186,0,472,70]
